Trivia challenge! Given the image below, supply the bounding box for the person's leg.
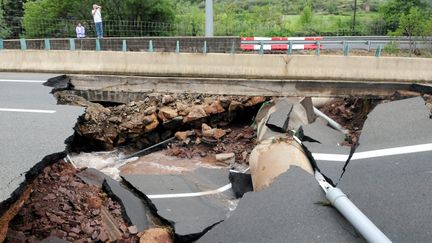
[99,22,103,38]
[95,22,101,38]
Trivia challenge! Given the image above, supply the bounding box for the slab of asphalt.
[121,168,236,237]
[337,97,432,242]
[0,73,84,206]
[77,168,151,232]
[198,167,362,242]
[301,121,351,182]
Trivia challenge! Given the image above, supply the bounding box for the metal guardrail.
[241,36,432,56]
[0,36,431,57]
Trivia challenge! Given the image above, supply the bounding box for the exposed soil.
[6,161,141,242]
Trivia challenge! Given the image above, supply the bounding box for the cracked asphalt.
[0,72,84,204]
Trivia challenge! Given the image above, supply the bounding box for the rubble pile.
[7,161,139,242]
[168,124,256,167]
[55,92,266,152]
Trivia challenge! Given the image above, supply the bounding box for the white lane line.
[147,183,232,199]
[0,108,56,114]
[312,143,432,162]
[0,79,45,83]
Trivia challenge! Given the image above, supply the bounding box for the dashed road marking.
[147,183,232,199]
[0,108,56,114]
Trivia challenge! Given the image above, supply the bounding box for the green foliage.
[0,0,26,38]
[380,0,431,33]
[22,0,175,38]
[383,41,399,55]
[0,4,10,38]
[392,7,425,37]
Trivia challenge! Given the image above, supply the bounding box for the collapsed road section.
[2,73,432,242]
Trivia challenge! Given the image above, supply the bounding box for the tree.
[1,0,26,38]
[298,4,314,35]
[380,0,430,33]
[0,3,10,38]
[393,7,427,53]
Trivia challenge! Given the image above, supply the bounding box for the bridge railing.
[0,36,431,57]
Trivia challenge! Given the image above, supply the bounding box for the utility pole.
[205,0,214,37]
[352,0,357,35]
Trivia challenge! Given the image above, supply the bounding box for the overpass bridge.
[0,47,431,101]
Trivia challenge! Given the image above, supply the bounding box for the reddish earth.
[6,161,141,242]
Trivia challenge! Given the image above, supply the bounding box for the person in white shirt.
[76,23,85,38]
[92,4,103,38]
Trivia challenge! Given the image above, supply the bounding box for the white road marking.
[0,79,45,83]
[312,143,432,162]
[0,108,56,114]
[147,183,232,199]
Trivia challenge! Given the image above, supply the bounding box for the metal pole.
[326,187,392,243]
[205,0,214,37]
[352,0,357,35]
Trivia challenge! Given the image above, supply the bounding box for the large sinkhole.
[5,88,430,242]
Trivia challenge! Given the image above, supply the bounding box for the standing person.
[92,4,103,38]
[76,23,85,38]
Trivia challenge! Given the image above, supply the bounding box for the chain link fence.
[1,17,389,39]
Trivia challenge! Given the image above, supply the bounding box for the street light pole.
[205,0,214,37]
[352,0,357,35]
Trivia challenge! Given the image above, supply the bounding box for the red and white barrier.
[240,37,323,51]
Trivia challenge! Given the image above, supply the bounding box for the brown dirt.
[166,125,256,166]
[6,161,140,242]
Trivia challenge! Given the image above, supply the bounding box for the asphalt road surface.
[0,72,84,204]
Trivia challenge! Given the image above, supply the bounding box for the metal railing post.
[367,41,371,52]
[344,44,350,56]
[288,40,293,55]
[122,40,127,52]
[230,40,236,54]
[149,40,154,52]
[259,41,264,55]
[95,39,101,51]
[175,40,180,53]
[44,39,50,51]
[20,38,27,50]
[203,40,207,54]
[375,45,382,57]
[316,41,321,56]
[69,38,75,51]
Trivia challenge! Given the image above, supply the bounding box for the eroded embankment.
[5,84,432,241]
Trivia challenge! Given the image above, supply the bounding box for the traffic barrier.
[240,37,323,51]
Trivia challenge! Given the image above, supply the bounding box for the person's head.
[77,23,82,27]
[93,4,98,9]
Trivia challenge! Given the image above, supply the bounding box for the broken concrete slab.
[301,122,351,181]
[266,101,293,133]
[77,168,151,232]
[199,167,362,242]
[121,168,236,238]
[337,97,432,242]
[356,97,431,151]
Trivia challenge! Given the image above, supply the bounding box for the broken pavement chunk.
[198,167,360,242]
[77,168,151,232]
[337,97,432,242]
[121,168,236,239]
[265,101,293,133]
